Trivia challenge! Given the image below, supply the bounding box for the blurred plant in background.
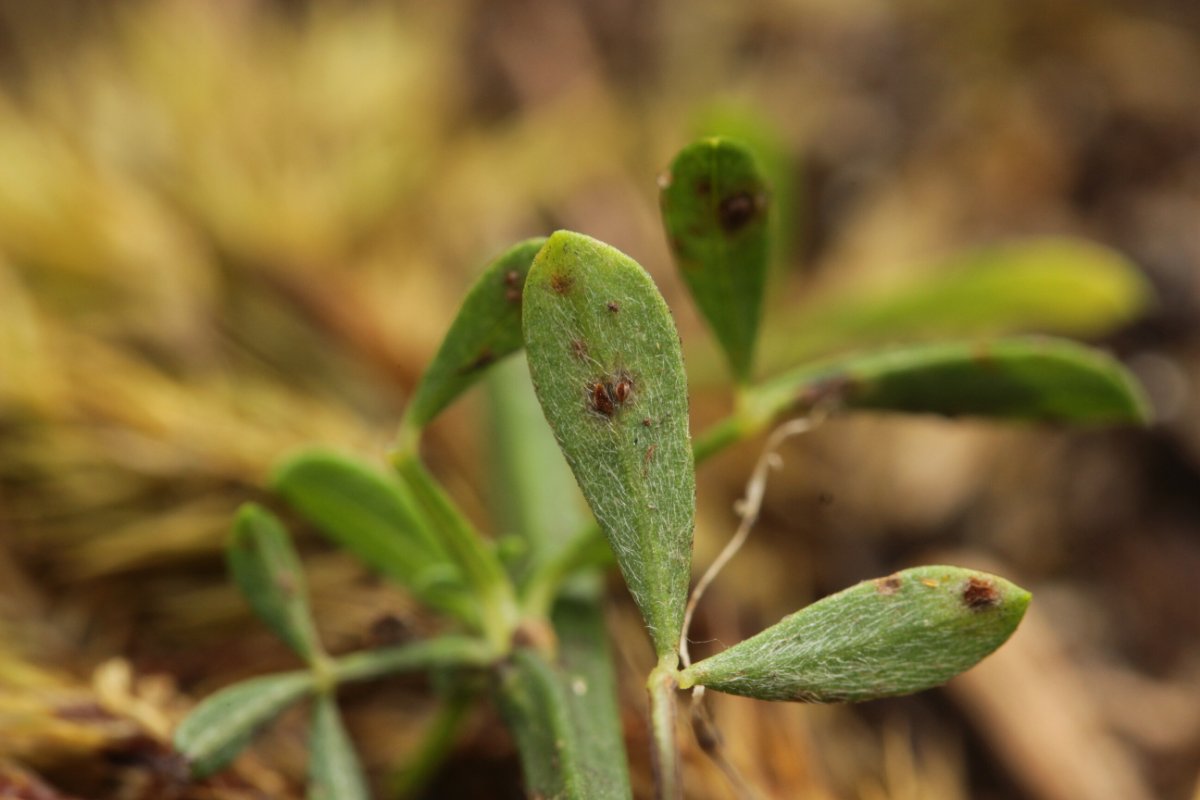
[1,1,1199,799]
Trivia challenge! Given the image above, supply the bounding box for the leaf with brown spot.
[678,565,1030,703]
[523,231,695,659]
[401,238,546,433]
[228,504,324,666]
[660,138,770,382]
[757,337,1151,425]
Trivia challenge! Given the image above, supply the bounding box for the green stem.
[647,657,681,800]
[389,688,477,799]
[520,524,615,617]
[333,637,497,684]
[392,454,520,651]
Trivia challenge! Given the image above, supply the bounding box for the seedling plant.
[174,138,1149,799]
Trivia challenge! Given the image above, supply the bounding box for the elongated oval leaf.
[551,595,632,798]
[678,566,1030,702]
[400,238,547,437]
[495,646,630,800]
[756,336,1150,425]
[661,138,770,381]
[523,231,695,658]
[272,450,477,624]
[759,237,1151,371]
[308,693,370,800]
[175,671,314,777]
[229,503,324,665]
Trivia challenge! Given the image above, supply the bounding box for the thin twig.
[679,413,825,668]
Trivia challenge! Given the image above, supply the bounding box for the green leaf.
[523,230,695,659]
[229,504,324,665]
[495,646,629,800]
[272,450,477,625]
[755,336,1151,424]
[399,238,548,439]
[759,237,1151,371]
[661,138,770,381]
[175,671,314,777]
[678,566,1030,702]
[486,356,589,578]
[308,693,370,800]
[551,595,632,798]
[692,103,797,274]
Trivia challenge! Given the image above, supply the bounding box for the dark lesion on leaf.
[570,339,589,361]
[549,272,574,295]
[796,373,857,411]
[717,189,767,233]
[874,575,902,595]
[962,576,1001,610]
[460,348,496,374]
[586,370,635,419]
[607,301,620,313]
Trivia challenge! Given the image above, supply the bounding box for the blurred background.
[1,0,1199,798]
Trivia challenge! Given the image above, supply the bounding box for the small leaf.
[759,237,1151,370]
[272,450,477,624]
[678,566,1030,703]
[756,336,1151,424]
[308,693,370,800]
[175,671,314,777]
[523,231,695,658]
[229,504,324,665]
[661,138,770,381]
[400,238,548,435]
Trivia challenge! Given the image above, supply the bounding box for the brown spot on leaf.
[875,575,902,595]
[587,372,635,419]
[590,382,616,417]
[613,376,632,404]
[369,613,413,646]
[718,190,764,233]
[461,349,496,374]
[962,576,1001,610]
[796,374,857,411]
[695,177,712,196]
[504,270,521,287]
[274,571,297,597]
[642,417,652,427]
[505,287,521,304]
[607,301,620,313]
[571,339,589,361]
[550,272,574,295]
[642,444,656,477]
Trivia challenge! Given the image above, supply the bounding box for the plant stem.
[333,637,497,684]
[392,454,520,651]
[389,688,476,799]
[647,656,680,800]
